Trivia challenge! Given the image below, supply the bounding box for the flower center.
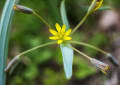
[49,23,72,44]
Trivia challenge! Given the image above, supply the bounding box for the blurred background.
[0,0,120,85]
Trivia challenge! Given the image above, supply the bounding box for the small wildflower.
[93,0,103,11]
[90,58,110,74]
[49,23,72,44]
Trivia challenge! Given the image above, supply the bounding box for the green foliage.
[60,0,70,29]
[0,0,17,84]
[60,0,74,79]
[23,65,38,80]
[0,0,118,84]
[43,69,66,85]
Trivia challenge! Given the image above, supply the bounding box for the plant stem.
[70,41,120,67]
[70,41,108,55]
[71,46,91,60]
[5,41,56,72]
[18,41,56,57]
[71,0,98,34]
[71,13,89,34]
[87,0,97,13]
[33,11,52,28]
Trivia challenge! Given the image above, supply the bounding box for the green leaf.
[60,0,70,30]
[0,0,18,84]
[60,44,73,79]
[60,0,74,79]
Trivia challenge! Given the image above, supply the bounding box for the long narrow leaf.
[60,0,74,79]
[0,0,17,84]
[60,0,70,30]
[60,44,74,79]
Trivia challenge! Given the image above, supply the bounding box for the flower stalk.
[33,11,52,28]
[71,13,89,34]
[70,40,107,55]
[70,41,119,67]
[71,46,91,60]
[72,0,103,34]
[14,4,52,28]
[5,41,56,72]
[71,46,110,74]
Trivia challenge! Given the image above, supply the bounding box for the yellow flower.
[49,23,72,44]
[93,0,103,11]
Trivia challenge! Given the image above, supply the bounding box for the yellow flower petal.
[64,36,72,40]
[55,23,61,32]
[101,65,109,75]
[57,40,63,44]
[49,36,59,40]
[94,0,103,11]
[49,23,72,44]
[65,29,72,36]
[61,24,66,33]
[49,29,57,35]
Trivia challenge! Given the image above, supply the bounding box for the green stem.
[71,46,91,60]
[71,0,98,34]
[5,41,56,72]
[87,0,97,13]
[33,11,52,28]
[18,41,56,56]
[71,12,89,34]
[70,41,120,67]
[70,41,108,55]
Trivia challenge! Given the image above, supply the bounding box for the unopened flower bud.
[90,58,110,74]
[88,0,103,13]
[14,5,33,14]
[93,0,103,11]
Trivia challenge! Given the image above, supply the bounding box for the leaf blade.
[60,44,74,79]
[0,0,18,84]
[60,0,70,30]
[60,0,74,79]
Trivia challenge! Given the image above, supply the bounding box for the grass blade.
[0,0,18,84]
